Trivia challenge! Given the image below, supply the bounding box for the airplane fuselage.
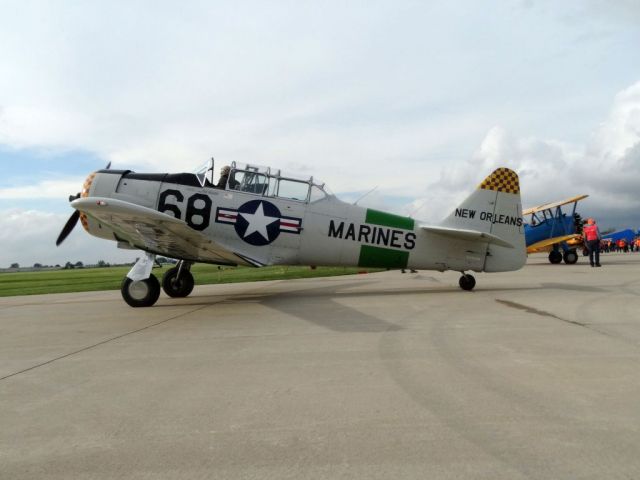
[82,170,501,273]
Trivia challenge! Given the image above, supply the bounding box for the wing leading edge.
[71,197,259,266]
[522,194,588,216]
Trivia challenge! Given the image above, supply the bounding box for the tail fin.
[440,167,526,272]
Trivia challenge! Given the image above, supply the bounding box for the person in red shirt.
[583,218,602,267]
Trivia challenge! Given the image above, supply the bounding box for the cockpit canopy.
[194,159,332,203]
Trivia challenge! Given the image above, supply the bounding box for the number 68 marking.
[158,189,212,231]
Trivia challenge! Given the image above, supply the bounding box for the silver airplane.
[56,160,526,307]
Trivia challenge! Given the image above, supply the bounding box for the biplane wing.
[522,194,589,216]
[71,197,262,267]
[526,234,581,253]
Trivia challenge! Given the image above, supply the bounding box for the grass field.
[0,264,380,297]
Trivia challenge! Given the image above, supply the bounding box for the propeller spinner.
[55,162,109,246]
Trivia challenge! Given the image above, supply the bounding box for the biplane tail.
[436,167,526,272]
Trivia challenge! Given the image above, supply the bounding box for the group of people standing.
[600,238,640,253]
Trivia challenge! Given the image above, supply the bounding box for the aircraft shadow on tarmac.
[177,280,404,333]
[157,275,616,332]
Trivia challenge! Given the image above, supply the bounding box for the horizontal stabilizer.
[421,225,514,249]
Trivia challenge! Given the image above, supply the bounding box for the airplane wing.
[526,234,581,253]
[522,194,588,216]
[421,225,514,248]
[71,197,261,266]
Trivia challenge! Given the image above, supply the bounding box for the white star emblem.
[239,202,279,241]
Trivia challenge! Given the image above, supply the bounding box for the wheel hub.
[129,280,150,300]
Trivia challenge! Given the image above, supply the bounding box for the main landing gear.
[459,273,476,291]
[120,259,195,307]
[548,248,578,264]
[161,261,194,298]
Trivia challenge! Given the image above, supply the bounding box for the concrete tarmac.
[1,253,640,479]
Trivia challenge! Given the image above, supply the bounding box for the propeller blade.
[105,161,111,169]
[56,210,81,246]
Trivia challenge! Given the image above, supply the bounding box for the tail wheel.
[459,274,476,291]
[162,267,195,298]
[548,250,563,264]
[121,274,161,308]
[563,250,578,264]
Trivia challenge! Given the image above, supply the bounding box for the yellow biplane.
[523,194,588,264]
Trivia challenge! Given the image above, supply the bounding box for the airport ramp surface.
[1,254,640,479]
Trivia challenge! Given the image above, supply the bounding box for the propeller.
[573,213,583,235]
[56,193,81,246]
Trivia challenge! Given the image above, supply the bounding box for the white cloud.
[0,177,86,199]
[1,80,639,268]
[2,0,635,185]
[0,106,94,150]
[0,209,138,268]
[0,0,639,268]
[406,81,640,229]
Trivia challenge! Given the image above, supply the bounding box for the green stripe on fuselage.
[358,245,409,269]
[365,209,414,230]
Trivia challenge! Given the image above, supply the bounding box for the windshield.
[193,159,215,187]
[193,159,331,202]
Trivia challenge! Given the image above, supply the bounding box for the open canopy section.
[192,159,334,203]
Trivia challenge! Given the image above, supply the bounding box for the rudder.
[440,167,526,272]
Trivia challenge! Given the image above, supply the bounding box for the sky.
[1,0,639,267]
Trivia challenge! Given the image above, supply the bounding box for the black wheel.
[121,274,161,307]
[563,250,578,264]
[459,274,476,291]
[548,250,563,264]
[582,248,589,256]
[162,267,195,298]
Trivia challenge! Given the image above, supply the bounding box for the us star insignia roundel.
[215,200,302,246]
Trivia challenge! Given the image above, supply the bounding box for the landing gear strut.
[458,273,476,291]
[121,253,161,307]
[162,261,195,298]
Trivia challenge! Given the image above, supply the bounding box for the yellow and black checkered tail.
[477,167,520,194]
[439,167,526,272]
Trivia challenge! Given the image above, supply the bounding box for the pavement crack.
[0,305,208,383]
[495,299,586,327]
[495,299,639,347]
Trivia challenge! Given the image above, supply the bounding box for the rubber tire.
[161,267,195,298]
[582,248,589,257]
[563,250,578,264]
[548,250,563,264]
[121,274,161,308]
[459,274,476,291]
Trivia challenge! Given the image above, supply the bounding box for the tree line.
[7,257,175,270]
